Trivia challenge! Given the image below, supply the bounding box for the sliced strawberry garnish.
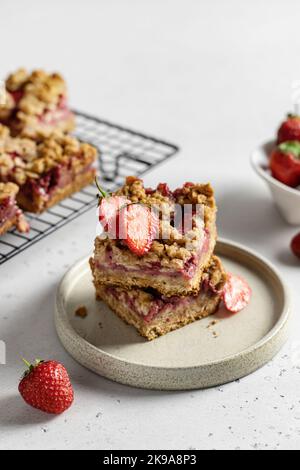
[95,179,130,236]
[223,273,252,313]
[291,232,300,259]
[95,179,159,254]
[99,196,130,234]
[122,204,159,256]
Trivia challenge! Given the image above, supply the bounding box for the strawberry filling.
[22,166,71,199]
[97,230,209,280]
[21,162,94,202]
[0,195,29,233]
[10,90,24,104]
[6,90,72,127]
[38,95,73,126]
[0,196,17,225]
[105,281,215,324]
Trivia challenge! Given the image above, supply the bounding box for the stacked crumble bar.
[90,177,227,340]
[0,68,97,231]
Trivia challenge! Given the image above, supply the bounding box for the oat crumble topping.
[202,256,227,292]
[5,69,68,114]
[0,182,19,201]
[0,69,75,138]
[96,176,216,267]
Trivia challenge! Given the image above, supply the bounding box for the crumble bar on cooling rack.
[91,255,226,341]
[0,68,75,138]
[90,176,217,297]
[0,125,97,213]
[0,182,29,235]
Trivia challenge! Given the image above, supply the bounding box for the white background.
[1,0,300,450]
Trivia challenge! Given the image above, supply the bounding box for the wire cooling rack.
[0,111,179,265]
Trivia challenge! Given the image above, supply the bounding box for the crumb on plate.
[75,306,88,318]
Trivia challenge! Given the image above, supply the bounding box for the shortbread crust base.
[97,287,221,341]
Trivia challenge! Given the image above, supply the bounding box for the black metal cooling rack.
[0,111,179,265]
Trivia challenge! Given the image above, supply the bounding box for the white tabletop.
[1,0,300,451]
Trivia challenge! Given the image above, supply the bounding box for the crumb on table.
[75,306,88,318]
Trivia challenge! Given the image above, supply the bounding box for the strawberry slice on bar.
[122,203,160,256]
[99,195,131,235]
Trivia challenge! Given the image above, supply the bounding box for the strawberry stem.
[22,358,31,368]
[94,178,108,199]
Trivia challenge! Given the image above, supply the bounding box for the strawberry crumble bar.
[0,69,75,138]
[0,182,29,235]
[0,125,97,213]
[91,177,217,297]
[91,255,226,340]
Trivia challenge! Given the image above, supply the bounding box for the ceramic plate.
[55,239,291,390]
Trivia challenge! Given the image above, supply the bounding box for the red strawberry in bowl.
[278,115,300,144]
[270,141,300,188]
[19,359,74,415]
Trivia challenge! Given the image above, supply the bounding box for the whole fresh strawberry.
[19,359,74,415]
[291,232,300,259]
[278,115,300,144]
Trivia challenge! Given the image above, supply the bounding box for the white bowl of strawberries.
[251,115,300,226]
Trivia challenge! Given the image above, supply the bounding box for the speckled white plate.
[55,239,291,390]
